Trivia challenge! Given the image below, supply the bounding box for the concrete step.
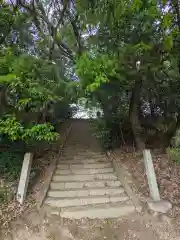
[62,154,106,159]
[57,163,112,170]
[58,159,108,164]
[52,173,117,182]
[50,180,122,190]
[62,151,104,156]
[55,168,114,175]
[62,156,107,160]
[59,202,135,219]
[45,194,129,208]
[48,187,125,198]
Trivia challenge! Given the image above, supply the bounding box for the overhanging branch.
[18,0,74,60]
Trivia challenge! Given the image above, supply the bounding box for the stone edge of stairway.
[36,122,73,208]
[107,151,142,213]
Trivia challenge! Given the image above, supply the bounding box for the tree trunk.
[0,87,8,116]
[129,78,145,150]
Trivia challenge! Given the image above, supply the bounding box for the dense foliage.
[75,0,180,150]
[1,0,180,154]
[0,1,79,179]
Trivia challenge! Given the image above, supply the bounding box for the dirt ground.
[1,205,180,240]
[115,148,180,221]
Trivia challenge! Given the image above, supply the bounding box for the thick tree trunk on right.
[129,78,145,150]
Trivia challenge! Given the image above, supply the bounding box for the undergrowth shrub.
[0,187,6,202]
[168,129,180,164]
[168,147,180,164]
[91,118,118,150]
[0,151,24,180]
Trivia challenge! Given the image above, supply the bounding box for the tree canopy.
[1,0,180,150]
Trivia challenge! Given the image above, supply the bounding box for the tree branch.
[56,0,69,28]
[67,11,83,55]
[18,0,74,60]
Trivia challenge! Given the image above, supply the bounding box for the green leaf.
[163,13,173,28]
[164,35,173,51]
[0,74,16,83]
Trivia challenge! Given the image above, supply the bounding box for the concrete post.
[17,153,33,204]
[143,149,160,201]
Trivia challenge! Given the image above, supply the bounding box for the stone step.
[59,202,135,219]
[62,153,106,158]
[45,194,129,208]
[55,168,114,175]
[62,151,105,154]
[58,159,108,164]
[57,163,112,170]
[61,154,109,161]
[52,173,117,182]
[48,187,125,198]
[62,151,104,156]
[50,180,122,190]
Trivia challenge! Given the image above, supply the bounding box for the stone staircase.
[44,120,136,219]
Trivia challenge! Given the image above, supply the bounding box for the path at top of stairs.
[44,120,136,219]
